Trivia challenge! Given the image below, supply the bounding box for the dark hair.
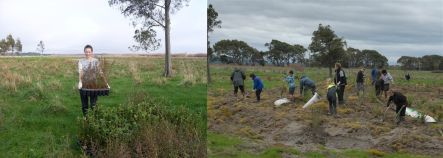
[289,70,293,74]
[84,45,93,52]
[249,73,256,79]
[381,69,387,74]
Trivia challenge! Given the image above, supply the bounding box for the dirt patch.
[208,86,443,156]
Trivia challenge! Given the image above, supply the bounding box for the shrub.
[78,97,206,157]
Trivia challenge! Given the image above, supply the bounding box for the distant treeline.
[209,24,389,70]
[397,55,443,71]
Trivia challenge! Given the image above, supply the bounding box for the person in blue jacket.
[300,75,316,96]
[371,66,378,85]
[250,73,264,102]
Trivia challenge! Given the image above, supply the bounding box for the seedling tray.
[80,88,110,96]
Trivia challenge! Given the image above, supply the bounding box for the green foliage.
[208,4,222,33]
[213,39,259,65]
[0,57,206,157]
[308,24,346,75]
[78,97,206,157]
[265,39,306,66]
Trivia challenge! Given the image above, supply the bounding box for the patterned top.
[78,58,100,82]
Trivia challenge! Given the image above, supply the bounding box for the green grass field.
[0,56,207,157]
[208,64,443,158]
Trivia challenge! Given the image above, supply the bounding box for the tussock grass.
[78,97,206,157]
[0,56,207,157]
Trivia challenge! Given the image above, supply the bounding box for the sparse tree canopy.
[309,24,346,77]
[207,4,222,83]
[15,39,22,54]
[207,4,221,33]
[6,34,15,55]
[108,0,189,77]
[0,39,8,55]
[37,40,45,55]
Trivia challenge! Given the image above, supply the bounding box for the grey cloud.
[209,0,443,64]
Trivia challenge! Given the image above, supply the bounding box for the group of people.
[230,62,410,124]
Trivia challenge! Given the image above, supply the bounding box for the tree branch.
[149,17,165,28]
[154,4,165,9]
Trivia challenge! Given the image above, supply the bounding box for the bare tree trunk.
[164,0,172,77]
[207,54,211,83]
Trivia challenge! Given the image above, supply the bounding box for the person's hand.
[107,83,111,89]
[78,81,82,89]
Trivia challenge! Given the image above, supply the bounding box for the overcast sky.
[208,0,443,64]
[0,0,206,54]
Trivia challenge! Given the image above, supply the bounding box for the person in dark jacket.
[334,63,347,104]
[250,73,264,102]
[300,75,316,96]
[326,79,337,115]
[356,68,365,96]
[375,75,384,97]
[386,90,409,124]
[231,68,246,97]
[405,72,411,81]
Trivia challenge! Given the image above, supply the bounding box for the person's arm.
[387,95,394,107]
[78,61,83,89]
[253,79,257,90]
[241,71,246,80]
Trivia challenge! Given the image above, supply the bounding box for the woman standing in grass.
[78,45,109,116]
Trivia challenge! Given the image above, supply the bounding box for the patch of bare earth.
[208,86,443,156]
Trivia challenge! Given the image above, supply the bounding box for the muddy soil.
[208,86,443,156]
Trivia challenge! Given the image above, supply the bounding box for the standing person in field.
[78,45,109,117]
[285,70,296,101]
[381,69,394,99]
[375,75,384,97]
[231,68,246,97]
[300,75,316,96]
[326,78,337,115]
[334,63,347,104]
[371,66,378,85]
[250,73,264,102]
[386,90,409,124]
[356,68,365,96]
